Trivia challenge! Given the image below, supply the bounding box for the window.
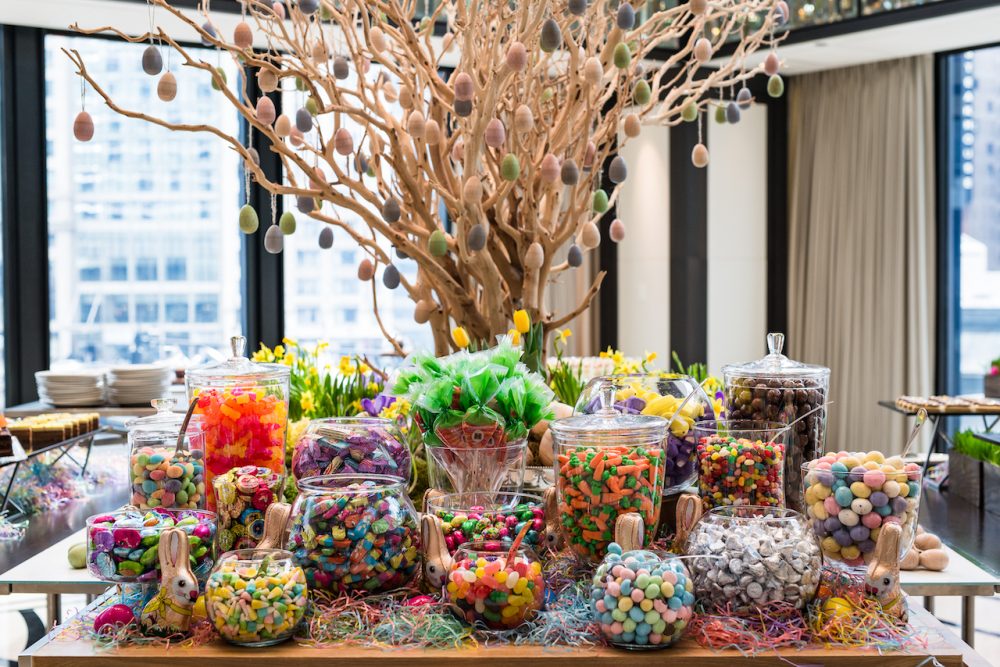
[46,35,243,365]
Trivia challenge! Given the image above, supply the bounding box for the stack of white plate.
[107,364,173,406]
[35,370,106,407]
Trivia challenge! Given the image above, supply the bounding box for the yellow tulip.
[452,326,471,349]
[508,329,521,346]
[513,309,531,334]
[282,336,298,348]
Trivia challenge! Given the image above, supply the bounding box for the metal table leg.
[0,460,21,514]
[46,593,62,628]
[923,596,935,614]
[962,596,975,647]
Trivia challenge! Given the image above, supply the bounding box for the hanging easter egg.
[767,74,785,98]
[764,52,780,76]
[358,258,375,281]
[689,0,708,15]
[542,87,555,103]
[272,1,286,19]
[776,0,790,25]
[592,189,609,213]
[334,127,354,155]
[156,72,177,102]
[257,68,279,93]
[247,147,260,166]
[211,66,227,91]
[726,101,741,124]
[305,96,320,116]
[407,110,426,139]
[617,4,636,30]
[370,27,387,54]
[633,79,651,105]
[333,56,349,80]
[540,18,562,53]
[568,0,588,15]
[454,99,473,117]
[424,119,442,145]
[201,22,217,46]
[525,242,544,269]
[318,227,334,249]
[311,42,328,63]
[514,105,534,134]
[239,204,259,233]
[583,141,596,172]
[381,197,401,223]
[414,299,436,324]
[382,81,399,103]
[295,77,307,92]
[579,221,601,249]
[279,211,297,235]
[623,113,641,137]
[355,152,370,175]
[428,229,448,257]
[290,127,305,147]
[560,158,579,185]
[608,155,628,184]
[567,244,584,268]
[296,195,315,214]
[681,101,698,122]
[234,21,253,50]
[264,225,284,254]
[396,246,409,260]
[73,111,94,142]
[609,218,626,242]
[451,138,465,162]
[613,43,631,70]
[382,263,401,289]
[714,104,727,124]
[256,97,276,125]
[737,87,753,109]
[540,153,561,183]
[463,177,482,204]
[467,224,487,252]
[454,72,474,101]
[399,85,414,109]
[584,57,603,87]
[299,0,319,15]
[275,114,292,137]
[506,42,528,71]
[501,153,520,181]
[309,165,326,188]
[142,45,163,76]
[691,143,709,168]
[694,37,713,63]
[485,118,506,148]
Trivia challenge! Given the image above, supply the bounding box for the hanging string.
[146,0,155,45]
[80,74,87,112]
[270,191,277,227]
[697,106,703,145]
[244,158,252,205]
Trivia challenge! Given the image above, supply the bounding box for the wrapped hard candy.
[212,466,284,551]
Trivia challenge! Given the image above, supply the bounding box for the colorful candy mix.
[445,545,545,630]
[589,545,694,648]
[206,550,307,646]
[429,496,546,555]
[193,387,287,510]
[86,508,216,583]
[802,451,921,568]
[696,437,784,509]
[213,466,284,551]
[129,446,206,510]
[291,419,410,483]
[556,445,665,561]
[288,476,420,594]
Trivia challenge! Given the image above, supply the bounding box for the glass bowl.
[291,417,410,483]
[425,491,554,555]
[445,541,544,630]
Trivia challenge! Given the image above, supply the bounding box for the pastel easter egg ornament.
[579,221,601,249]
[454,99,473,117]
[608,155,628,184]
[592,189,609,213]
[264,225,284,254]
[609,218,626,242]
[776,0,790,25]
[525,242,545,270]
[694,37,713,64]
[73,111,94,142]
[467,224,488,252]
[737,87,753,109]
[691,143,709,168]
[275,114,292,137]
[506,42,528,71]
[623,113,641,138]
[583,141,597,172]
[726,101,741,124]
[279,211,297,235]
[633,79,652,105]
[681,100,698,122]
[501,153,520,181]
[247,147,260,167]
[383,263,401,289]
[381,197,401,223]
[234,21,253,50]
[407,110,426,139]
[370,27,387,54]
[567,244,584,268]
[211,66,227,91]
[485,118,506,148]
[157,72,177,102]
[540,153,561,183]
[617,3,636,30]
[296,107,313,132]
[414,299,437,324]
[613,42,631,70]
[424,119,442,145]
[568,0,588,15]
[428,229,449,257]
[560,157,579,185]
[239,204,259,234]
[764,51,781,76]
[334,128,354,155]
[257,67,279,93]
[256,97,277,125]
[142,45,163,76]
[333,56,350,80]
[463,177,483,204]
[200,22,217,46]
[690,0,708,15]
[271,1,286,20]
[540,18,562,53]
[514,105,534,134]
[715,104,727,124]
[454,72,475,101]
[768,74,785,98]
[298,0,319,15]
[317,227,334,249]
[584,57,603,87]
[357,258,375,281]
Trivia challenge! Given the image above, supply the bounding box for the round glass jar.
[445,541,544,630]
[186,336,290,511]
[425,440,528,495]
[291,417,411,483]
[802,451,922,569]
[575,374,716,495]
[425,491,552,555]
[693,420,787,510]
[127,398,206,510]
[551,389,668,561]
[287,474,420,594]
[86,507,217,584]
[589,545,695,649]
[721,333,829,511]
[205,548,307,647]
[212,465,285,551]
[685,506,821,612]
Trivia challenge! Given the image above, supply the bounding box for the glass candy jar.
[205,548,307,647]
[127,398,206,510]
[576,374,716,495]
[722,333,829,511]
[685,506,821,612]
[186,336,289,511]
[445,541,545,630]
[291,417,410,484]
[551,389,668,561]
[212,466,284,551]
[590,545,695,649]
[425,491,550,556]
[287,474,420,594]
[802,451,922,569]
[693,420,787,510]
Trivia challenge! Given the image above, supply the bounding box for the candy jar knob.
[230,335,247,359]
[150,397,176,413]
[767,332,784,355]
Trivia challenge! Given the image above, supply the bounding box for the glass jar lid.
[186,336,290,384]
[721,333,830,380]
[550,383,667,444]
[127,397,202,439]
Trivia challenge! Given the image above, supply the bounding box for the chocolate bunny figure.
[673,493,703,553]
[541,487,564,554]
[864,522,907,623]
[140,528,198,635]
[420,514,453,591]
[614,513,645,552]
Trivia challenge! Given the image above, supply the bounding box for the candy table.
[16,597,991,666]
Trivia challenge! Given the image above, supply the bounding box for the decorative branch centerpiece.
[67,0,786,354]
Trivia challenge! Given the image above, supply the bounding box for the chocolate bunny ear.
[872,522,902,567]
[674,493,703,549]
[159,529,179,570]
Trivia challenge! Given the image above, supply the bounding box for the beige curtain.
[787,56,935,454]
[546,251,600,356]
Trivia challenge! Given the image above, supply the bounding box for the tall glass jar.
[287,474,420,594]
[551,388,668,561]
[445,541,545,630]
[693,420,787,510]
[722,333,829,511]
[186,336,289,511]
[127,397,206,510]
[205,548,307,647]
[291,417,411,484]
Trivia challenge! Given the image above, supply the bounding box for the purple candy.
[849,525,870,542]
[813,519,828,537]
[891,496,908,514]
[824,517,842,533]
[870,491,888,507]
[832,528,852,547]
[815,470,835,487]
[849,465,867,483]
[858,539,876,553]
[92,530,115,552]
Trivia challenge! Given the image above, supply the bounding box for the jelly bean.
[129,445,205,510]
[696,436,784,510]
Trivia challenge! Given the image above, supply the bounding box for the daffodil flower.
[508,329,521,346]
[300,390,315,413]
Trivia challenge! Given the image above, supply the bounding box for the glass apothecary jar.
[425,491,550,555]
[287,474,420,594]
[693,420,787,510]
[685,506,821,612]
[551,390,668,561]
[212,465,284,551]
[590,545,695,649]
[722,333,829,511]
[127,398,207,510]
[575,374,716,496]
[445,541,544,630]
[291,417,410,483]
[205,548,307,647]
[186,336,289,511]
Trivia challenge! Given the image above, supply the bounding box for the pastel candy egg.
[891,497,909,514]
[823,516,841,533]
[859,512,882,532]
[865,451,886,464]
[841,456,861,470]
[849,525,870,542]
[851,498,872,515]
[831,462,848,478]
[849,466,867,483]
[834,486,853,508]
[823,496,840,517]
[876,504,893,517]
[837,509,859,527]
[908,481,921,497]
[850,482,871,499]
[858,539,876,553]
[832,529,851,547]
[821,536,840,553]
[811,501,828,521]
[883,480,901,498]
[813,481,832,499]
[863,470,886,489]
[869,491,889,507]
[898,482,910,498]
[840,545,861,560]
